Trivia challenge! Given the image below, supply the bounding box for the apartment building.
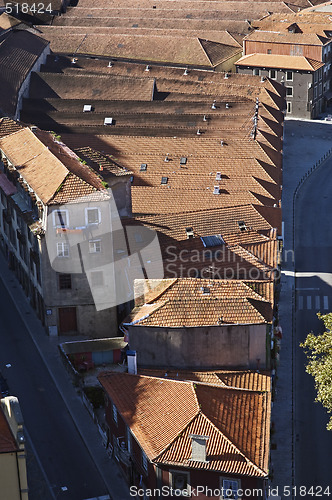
[99,371,271,499]
[0,119,133,337]
[236,12,332,118]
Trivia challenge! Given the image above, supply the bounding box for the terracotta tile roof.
[236,53,324,71]
[136,278,273,305]
[29,72,155,101]
[254,11,332,31]
[74,147,132,177]
[99,372,199,459]
[0,127,107,205]
[52,16,251,34]
[0,406,17,453]
[125,276,274,327]
[0,117,23,138]
[0,128,68,204]
[99,372,270,476]
[40,31,241,68]
[0,30,49,116]
[41,25,243,46]
[244,30,329,44]
[138,368,271,392]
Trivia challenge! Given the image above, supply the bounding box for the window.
[286,86,293,97]
[286,71,293,81]
[267,49,272,54]
[170,471,190,496]
[53,210,68,228]
[112,403,118,425]
[220,478,241,499]
[85,207,100,225]
[90,270,104,287]
[287,101,292,113]
[58,273,72,290]
[269,69,276,79]
[253,68,259,76]
[57,242,69,257]
[89,239,101,253]
[142,450,148,472]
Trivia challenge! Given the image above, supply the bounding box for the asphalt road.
[294,158,332,492]
[0,275,108,500]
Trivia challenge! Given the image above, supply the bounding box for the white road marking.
[315,296,320,309]
[324,296,329,310]
[307,296,312,309]
[299,296,304,310]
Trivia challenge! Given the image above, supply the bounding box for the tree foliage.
[301,313,332,430]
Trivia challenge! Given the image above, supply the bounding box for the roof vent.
[108,61,113,67]
[145,65,150,71]
[104,117,114,125]
[225,103,229,109]
[215,172,222,181]
[213,186,220,195]
[185,227,194,238]
[189,435,209,463]
[203,115,208,121]
[164,154,170,162]
[211,100,217,110]
[197,129,201,135]
[140,163,147,171]
[224,72,229,79]
[261,76,266,82]
[217,316,224,325]
[161,176,168,185]
[220,140,224,146]
[71,58,77,64]
[83,105,92,112]
[180,157,187,165]
[183,68,189,75]
[238,220,248,232]
[200,286,210,295]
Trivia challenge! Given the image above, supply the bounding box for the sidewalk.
[270,119,332,495]
[0,255,131,500]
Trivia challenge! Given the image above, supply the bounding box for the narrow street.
[0,263,109,500]
[294,159,332,491]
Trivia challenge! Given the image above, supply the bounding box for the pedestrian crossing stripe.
[298,295,329,310]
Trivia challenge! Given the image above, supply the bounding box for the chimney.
[189,434,209,462]
[127,350,137,374]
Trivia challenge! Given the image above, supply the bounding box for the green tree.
[301,312,332,430]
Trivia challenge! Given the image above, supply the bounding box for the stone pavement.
[269,117,332,497]
[0,254,131,500]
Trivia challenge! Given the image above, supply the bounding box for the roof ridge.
[154,409,200,461]
[197,37,214,66]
